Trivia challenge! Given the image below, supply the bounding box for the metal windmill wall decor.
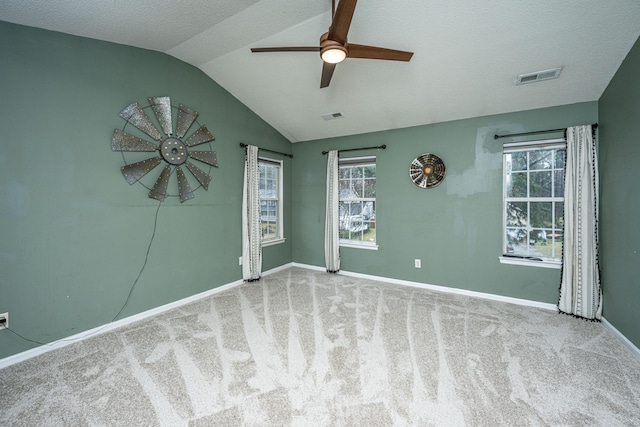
[111,97,218,202]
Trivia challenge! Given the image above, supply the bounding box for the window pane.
[554,170,564,197]
[338,167,349,179]
[510,152,527,171]
[555,149,565,169]
[506,228,527,254]
[529,150,553,170]
[364,165,375,178]
[530,202,552,228]
[507,172,527,198]
[352,179,363,198]
[364,178,376,198]
[555,202,564,229]
[530,171,552,197]
[506,202,528,226]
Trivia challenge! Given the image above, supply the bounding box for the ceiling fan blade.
[118,102,163,141]
[148,165,171,201]
[111,129,158,152]
[185,125,215,147]
[148,97,173,136]
[176,166,194,203]
[320,62,337,88]
[347,43,414,61]
[121,157,162,185]
[328,0,357,45]
[185,161,212,190]
[251,47,320,53]
[189,151,218,167]
[176,104,198,139]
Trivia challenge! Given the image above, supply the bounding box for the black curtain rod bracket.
[322,144,386,155]
[239,143,293,158]
[494,123,597,140]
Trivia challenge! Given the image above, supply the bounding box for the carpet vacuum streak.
[1,267,639,425]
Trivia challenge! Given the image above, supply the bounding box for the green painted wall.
[599,36,640,348]
[0,22,292,359]
[292,103,598,303]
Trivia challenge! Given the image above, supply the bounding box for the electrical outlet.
[0,312,8,330]
[414,259,422,268]
[239,256,243,266]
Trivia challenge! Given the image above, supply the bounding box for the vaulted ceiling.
[2,0,639,142]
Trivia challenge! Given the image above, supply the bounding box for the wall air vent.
[516,67,562,85]
[322,112,344,121]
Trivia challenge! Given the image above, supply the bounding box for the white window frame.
[499,138,565,269]
[258,157,285,246]
[338,156,378,250]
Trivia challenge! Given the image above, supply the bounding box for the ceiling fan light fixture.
[321,45,347,64]
[320,33,347,64]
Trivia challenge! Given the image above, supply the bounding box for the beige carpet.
[1,267,639,425]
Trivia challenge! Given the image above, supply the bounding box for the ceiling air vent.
[516,67,562,85]
[322,112,344,121]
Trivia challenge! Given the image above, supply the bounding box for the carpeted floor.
[1,267,639,426]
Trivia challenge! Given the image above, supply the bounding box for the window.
[338,157,377,249]
[259,158,284,245]
[502,139,565,267]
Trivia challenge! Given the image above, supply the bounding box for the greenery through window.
[259,158,282,243]
[338,157,376,246]
[503,141,565,262]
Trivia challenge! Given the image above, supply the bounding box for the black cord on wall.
[5,201,162,348]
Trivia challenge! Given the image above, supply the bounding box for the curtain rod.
[494,123,598,140]
[322,144,386,155]
[239,143,293,158]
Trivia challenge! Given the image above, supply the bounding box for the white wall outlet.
[414,259,422,268]
[239,256,243,266]
[0,312,8,330]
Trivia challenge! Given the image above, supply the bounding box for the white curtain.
[242,145,262,281]
[558,125,602,320]
[324,150,340,272]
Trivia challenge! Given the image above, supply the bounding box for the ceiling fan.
[251,0,414,88]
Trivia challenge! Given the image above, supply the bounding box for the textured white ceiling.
[2,0,640,142]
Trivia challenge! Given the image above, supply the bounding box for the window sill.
[340,241,378,251]
[262,237,286,247]
[499,256,561,269]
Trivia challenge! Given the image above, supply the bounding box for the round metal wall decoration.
[111,97,218,203]
[410,153,446,188]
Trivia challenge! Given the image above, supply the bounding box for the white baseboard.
[4,263,638,369]
[292,262,557,311]
[0,264,290,370]
[291,263,640,360]
[601,317,640,360]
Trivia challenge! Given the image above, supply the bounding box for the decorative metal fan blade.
[185,161,212,190]
[121,157,162,185]
[176,104,198,139]
[189,151,218,167]
[148,165,171,201]
[347,43,414,61]
[321,62,337,88]
[118,102,163,141]
[328,0,357,45]
[111,129,158,152]
[185,125,215,147]
[148,97,173,136]
[251,46,320,53]
[410,153,446,188]
[176,166,194,203]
